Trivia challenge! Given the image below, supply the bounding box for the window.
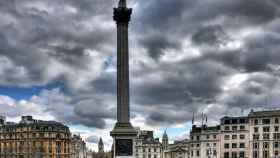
[240,143,245,148]
[240,151,245,158]
[225,119,230,124]
[232,126,238,131]
[196,144,200,147]
[224,135,230,140]
[263,119,270,125]
[196,136,200,140]
[253,134,259,140]
[240,134,245,139]
[213,135,216,139]
[232,152,238,158]
[275,151,279,156]
[253,143,259,149]
[253,151,258,158]
[196,150,200,157]
[275,126,279,132]
[206,143,210,147]
[264,150,269,158]
[254,127,259,133]
[263,134,270,140]
[276,118,279,124]
[224,143,229,149]
[240,125,245,130]
[254,119,258,125]
[206,135,210,139]
[232,119,238,124]
[263,127,270,132]
[232,135,237,139]
[263,142,269,149]
[213,150,217,156]
[154,155,157,158]
[232,143,237,148]
[224,152,229,158]
[274,133,280,139]
[213,143,216,147]
[274,142,279,148]
[224,126,230,131]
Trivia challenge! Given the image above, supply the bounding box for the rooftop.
[249,110,280,118]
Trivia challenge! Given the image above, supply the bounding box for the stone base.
[110,122,137,137]
[111,122,137,158]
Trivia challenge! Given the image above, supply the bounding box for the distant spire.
[98,138,104,153]
[163,130,168,139]
[192,112,195,125]
[201,113,204,126]
[118,0,126,8]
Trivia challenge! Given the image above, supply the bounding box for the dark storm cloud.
[191,25,231,46]
[1,0,280,129]
[139,34,181,59]
[129,0,280,125]
[242,33,280,72]
[0,0,114,86]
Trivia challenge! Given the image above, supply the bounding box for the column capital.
[113,7,132,23]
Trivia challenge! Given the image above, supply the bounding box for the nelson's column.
[110,0,137,158]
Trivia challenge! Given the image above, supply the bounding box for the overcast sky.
[0,0,280,151]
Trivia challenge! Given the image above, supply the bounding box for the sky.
[0,0,280,151]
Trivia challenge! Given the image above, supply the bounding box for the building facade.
[164,140,189,158]
[190,125,220,158]
[220,117,250,158]
[71,134,87,158]
[187,110,280,158]
[135,129,163,158]
[0,116,72,158]
[248,110,280,158]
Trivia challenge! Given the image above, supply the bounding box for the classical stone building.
[71,134,87,158]
[0,116,72,158]
[220,117,250,158]
[164,140,189,158]
[248,110,280,158]
[187,109,280,158]
[189,125,220,158]
[135,129,162,158]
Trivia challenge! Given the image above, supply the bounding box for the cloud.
[86,135,99,144]
[0,0,280,150]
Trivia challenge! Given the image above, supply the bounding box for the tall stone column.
[110,0,137,158]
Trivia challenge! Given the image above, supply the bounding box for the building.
[248,110,280,158]
[71,134,87,158]
[164,140,189,158]
[190,125,220,158]
[162,131,169,151]
[0,115,72,158]
[135,129,162,158]
[220,117,249,158]
[98,138,104,154]
[186,109,280,158]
